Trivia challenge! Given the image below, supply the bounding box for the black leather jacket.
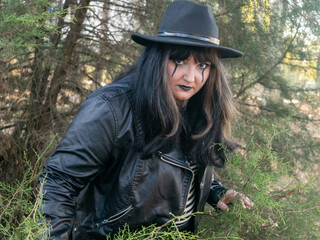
[39,75,227,240]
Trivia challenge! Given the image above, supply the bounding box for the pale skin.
[168,56,211,106]
[168,55,254,211]
[217,189,254,212]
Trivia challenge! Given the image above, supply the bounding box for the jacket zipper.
[96,205,133,228]
[158,151,191,172]
[159,153,194,213]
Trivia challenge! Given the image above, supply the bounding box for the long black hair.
[130,43,237,167]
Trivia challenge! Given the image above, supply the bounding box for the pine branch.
[241,132,276,192]
[236,22,301,98]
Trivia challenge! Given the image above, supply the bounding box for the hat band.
[158,31,220,45]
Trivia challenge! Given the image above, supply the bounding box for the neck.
[177,100,188,109]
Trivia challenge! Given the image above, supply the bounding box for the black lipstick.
[179,85,191,91]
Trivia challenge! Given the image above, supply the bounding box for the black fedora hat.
[131,0,243,58]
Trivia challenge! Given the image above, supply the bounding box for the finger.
[223,190,237,203]
[240,199,247,209]
[217,201,229,212]
[226,189,238,198]
[240,194,254,208]
[244,197,254,208]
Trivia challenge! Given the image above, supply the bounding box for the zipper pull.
[95,219,108,228]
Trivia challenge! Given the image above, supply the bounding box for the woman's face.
[168,56,211,105]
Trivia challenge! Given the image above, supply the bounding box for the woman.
[39,1,253,239]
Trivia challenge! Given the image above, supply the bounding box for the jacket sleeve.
[38,94,117,240]
[206,180,228,207]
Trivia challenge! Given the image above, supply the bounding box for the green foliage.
[276,184,320,239]
[0,139,54,240]
[0,0,319,239]
[107,214,204,240]
[214,115,320,239]
[0,0,68,56]
[0,127,318,239]
[198,129,287,239]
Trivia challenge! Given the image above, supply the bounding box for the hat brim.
[131,33,243,58]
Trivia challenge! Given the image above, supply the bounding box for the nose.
[183,65,196,83]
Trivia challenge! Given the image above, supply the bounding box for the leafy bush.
[197,120,320,239]
[1,128,318,239]
[199,128,288,239]
[0,143,53,240]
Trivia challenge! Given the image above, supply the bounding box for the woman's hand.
[217,189,254,212]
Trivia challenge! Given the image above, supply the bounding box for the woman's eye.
[199,63,210,69]
[175,60,184,65]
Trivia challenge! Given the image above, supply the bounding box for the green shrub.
[0,143,53,240]
[1,129,319,239]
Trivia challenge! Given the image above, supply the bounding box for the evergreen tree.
[0,0,319,238]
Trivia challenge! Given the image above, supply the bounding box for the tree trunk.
[0,0,91,182]
[95,0,111,85]
[46,0,91,109]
